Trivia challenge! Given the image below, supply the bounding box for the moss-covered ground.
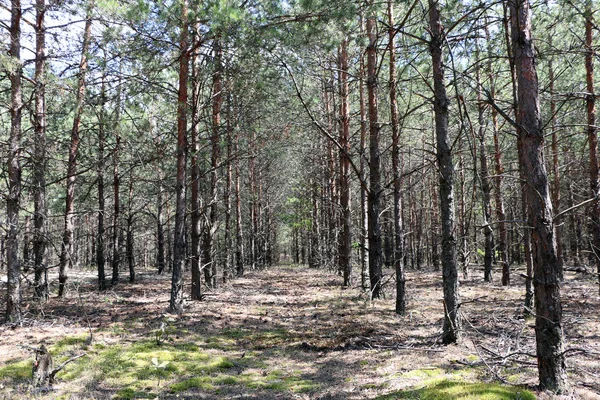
[1,263,598,399]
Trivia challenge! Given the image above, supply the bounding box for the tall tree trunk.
[6,0,23,323]
[504,1,532,302]
[33,0,48,301]
[190,33,202,300]
[475,48,495,283]
[429,0,460,344]
[97,73,107,291]
[366,7,382,299]
[488,34,509,284]
[234,114,244,276]
[388,0,405,314]
[509,0,568,391]
[127,173,135,283]
[156,180,166,274]
[358,22,369,289]
[58,0,93,297]
[223,96,233,283]
[111,77,122,286]
[585,0,600,293]
[548,35,564,281]
[338,40,352,287]
[203,38,223,287]
[169,0,189,313]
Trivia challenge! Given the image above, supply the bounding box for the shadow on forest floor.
[0,264,599,399]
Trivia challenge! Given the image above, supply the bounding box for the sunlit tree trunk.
[366,6,382,299]
[169,0,189,313]
[338,40,352,287]
[97,72,107,291]
[111,76,122,285]
[190,32,202,299]
[388,0,405,314]
[585,0,600,293]
[234,109,244,276]
[204,38,222,287]
[429,0,460,344]
[509,0,568,391]
[223,95,233,283]
[58,0,94,297]
[6,0,23,322]
[33,0,48,301]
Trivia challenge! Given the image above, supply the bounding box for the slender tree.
[190,28,202,300]
[58,0,94,297]
[585,0,600,293]
[169,0,189,313]
[6,0,23,323]
[338,40,352,287]
[33,0,48,301]
[366,4,383,299]
[388,0,405,314]
[97,72,107,291]
[509,0,568,391]
[429,0,460,344]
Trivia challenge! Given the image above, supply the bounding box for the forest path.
[1,264,599,399]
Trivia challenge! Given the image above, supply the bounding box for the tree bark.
[509,0,568,392]
[548,34,564,280]
[111,80,122,286]
[475,45,495,283]
[366,7,382,299]
[358,21,369,289]
[97,73,107,291]
[429,0,460,344]
[6,0,23,323]
[585,0,600,293]
[169,0,189,313]
[338,40,352,287]
[190,31,202,300]
[58,0,93,297]
[203,38,223,287]
[388,0,405,314]
[127,173,135,283]
[33,0,48,301]
[223,95,233,283]
[234,112,244,276]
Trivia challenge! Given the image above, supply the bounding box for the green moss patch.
[0,360,33,383]
[376,380,536,400]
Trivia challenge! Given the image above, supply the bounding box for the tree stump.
[32,345,53,387]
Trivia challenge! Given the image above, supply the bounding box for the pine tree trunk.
[234,116,244,276]
[223,97,233,283]
[366,9,382,299]
[156,181,166,274]
[33,0,48,301]
[338,40,352,287]
[585,0,600,293]
[358,28,369,289]
[388,0,405,314]
[475,51,495,283]
[169,0,189,313]
[203,38,222,287]
[97,73,107,291]
[509,0,568,391]
[111,77,122,286]
[6,0,23,323]
[58,0,93,297]
[190,36,202,299]
[429,0,460,344]
[127,174,135,283]
[548,35,563,280]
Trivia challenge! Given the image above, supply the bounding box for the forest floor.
[0,263,599,399]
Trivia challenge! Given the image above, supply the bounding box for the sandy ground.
[0,263,599,399]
